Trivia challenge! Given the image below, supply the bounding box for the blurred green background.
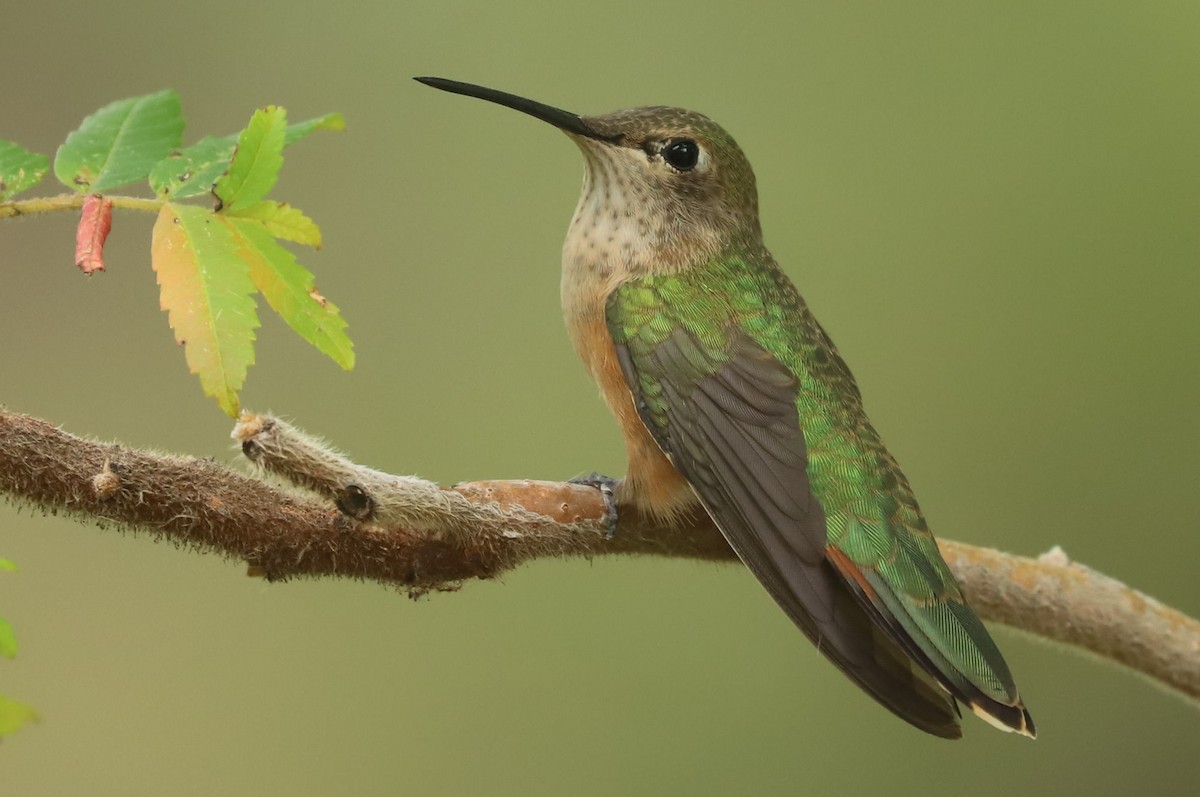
[3,1,1198,794]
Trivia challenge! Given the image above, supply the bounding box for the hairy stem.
[2,406,1198,703]
[0,193,163,219]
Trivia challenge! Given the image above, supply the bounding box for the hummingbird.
[416,77,1034,739]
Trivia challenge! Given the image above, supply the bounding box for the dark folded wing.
[610,322,962,737]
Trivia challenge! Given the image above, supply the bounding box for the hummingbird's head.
[570,106,762,260]
[416,78,763,272]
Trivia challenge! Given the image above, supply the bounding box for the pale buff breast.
[560,158,697,520]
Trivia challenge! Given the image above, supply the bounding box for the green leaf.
[54,90,184,193]
[224,216,353,370]
[216,113,346,152]
[0,557,15,573]
[225,200,322,248]
[147,112,341,200]
[214,106,286,213]
[152,203,260,416]
[283,112,345,147]
[149,135,235,199]
[0,694,39,738]
[0,140,49,200]
[0,617,16,659]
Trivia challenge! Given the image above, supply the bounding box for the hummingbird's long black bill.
[414,77,620,142]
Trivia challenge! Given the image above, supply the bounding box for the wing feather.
[612,320,963,737]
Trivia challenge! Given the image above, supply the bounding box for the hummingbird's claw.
[568,472,620,539]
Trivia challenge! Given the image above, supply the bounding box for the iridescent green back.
[607,242,1029,731]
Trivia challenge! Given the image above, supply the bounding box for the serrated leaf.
[0,140,49,200]
[215,113,345,152]
[0,557,15,573]
[149,135,235,199]
[0,694,39,738]
[283,112,345,147]
[0,617,16,659]
[146,112,340,200]
[224,216,353,370]
[225,200,322,248]
[152,203,260,416]
[55,90,184,193]
[214,106,286,213]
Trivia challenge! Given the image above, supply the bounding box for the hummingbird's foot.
[568,472,620,539]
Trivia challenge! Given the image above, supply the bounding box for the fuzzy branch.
[2,406,1198,704]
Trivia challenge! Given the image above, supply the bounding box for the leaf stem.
[0,193,165,219]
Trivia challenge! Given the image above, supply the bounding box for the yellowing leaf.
[0,694,38,738]
[224,216,353,370]
[225,200,322,248]
[152,204,260,416]
[214,106,286,213]
[0,617,15,659]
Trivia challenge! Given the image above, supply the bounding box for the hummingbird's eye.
[662,139,700,171]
